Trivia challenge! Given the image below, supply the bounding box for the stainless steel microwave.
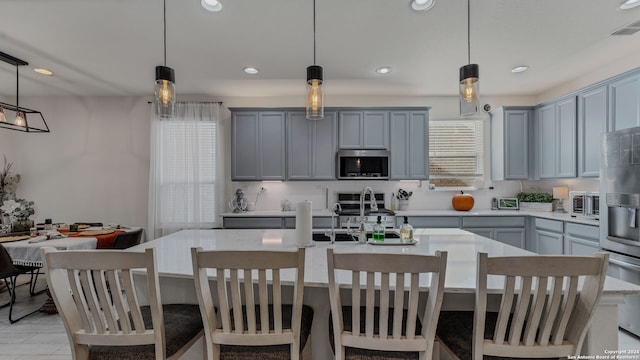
[336,150,390,180]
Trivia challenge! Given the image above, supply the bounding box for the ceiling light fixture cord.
[313,0,317,65]
[467,0,470,64]
[16,65,19,109]
[163,0,167,67]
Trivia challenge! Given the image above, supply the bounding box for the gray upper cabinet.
[287,111,337,180]
[490,107,531,180]
[534,97,577,179]
[390,111,429,180]
[578,85,607,178]
[535,103,556,178]
[556,97,577,178]
[339,111,389,149]
[608,73,640,132]
[232,111,286,181]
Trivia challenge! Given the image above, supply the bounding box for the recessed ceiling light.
[34,68,53,76]
[376,66,392,74]
[243,67,260,75]
[411,0,436,11]
[620,0,640,9]
[201,0,222,12]
[511,65,529,73]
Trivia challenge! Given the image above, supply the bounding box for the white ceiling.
[1,0,639,99]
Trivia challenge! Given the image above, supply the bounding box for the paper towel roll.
[296,200,313,247]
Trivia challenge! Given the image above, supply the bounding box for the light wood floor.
[1,275,639,359]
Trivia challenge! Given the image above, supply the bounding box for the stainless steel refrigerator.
[600,125,640,337]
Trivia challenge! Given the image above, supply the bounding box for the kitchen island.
[131,228,638,360]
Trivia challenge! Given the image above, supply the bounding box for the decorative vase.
[11,219,34,233]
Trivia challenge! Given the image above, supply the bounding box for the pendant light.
[306,0,324,120]
[0,52,50,133]
[459,0,479,116]
[154,0,176,118]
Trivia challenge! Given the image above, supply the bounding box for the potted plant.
[517,192,554,212]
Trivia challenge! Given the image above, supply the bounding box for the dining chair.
[436,252,609,360]
[326,248,448,360]
[0,243,43,323]
[112,228,144,249]
[42,247,204,360]
[191,247,313,360]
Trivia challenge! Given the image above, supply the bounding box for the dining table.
[129,228,640,360]
[2,233,99,314]
[3,234,98,267]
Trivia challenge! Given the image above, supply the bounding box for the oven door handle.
[609,257,640,272]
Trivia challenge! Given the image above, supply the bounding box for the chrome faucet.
[325,203,341,244]
[346,187,377,243]
[360,186,378,218]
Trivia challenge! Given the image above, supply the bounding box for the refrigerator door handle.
[609,257,640,272]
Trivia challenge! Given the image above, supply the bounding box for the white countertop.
[221,209,335,217]
[132,228,636,295]
[221,209,599,226]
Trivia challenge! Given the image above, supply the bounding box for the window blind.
[429,118,484,187]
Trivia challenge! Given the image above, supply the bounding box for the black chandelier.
[0,52,49,133]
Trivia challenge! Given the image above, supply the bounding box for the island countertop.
[133,228,635,294]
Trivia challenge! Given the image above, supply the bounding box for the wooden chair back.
[474,252,609,360]
[42,247,166,359]
[191,247,306,360]
[326,249,447,360]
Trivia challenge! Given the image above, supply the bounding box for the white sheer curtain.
[148,102,225,239]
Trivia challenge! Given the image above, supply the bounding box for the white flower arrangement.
[1,198,35,221]
[0,155,21,202]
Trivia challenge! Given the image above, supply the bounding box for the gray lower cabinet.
[494,228,526,249]
[399,216,459,228]
[223,217,284,229]
[490,107,532,180]
[608,73,640,132]
[339,111,389,149]
[462,216,526,249]
[564,222,600,256]
[231,111,286,181]
[224,216,336,229]
[287,111,337,180]
[533,218,564,254]
[578,85,607,178]
[390,111,429,180]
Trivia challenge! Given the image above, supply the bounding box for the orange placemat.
[0,235,30,243]
[78,230,115,236]
[69,229,124,249]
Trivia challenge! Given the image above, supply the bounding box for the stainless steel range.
[600,126,640,337]
[336,191,396,228]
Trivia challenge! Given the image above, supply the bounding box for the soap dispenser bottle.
[372,216,385,242]
[399,216,414,243]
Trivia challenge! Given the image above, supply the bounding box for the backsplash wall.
[228,179,599,212]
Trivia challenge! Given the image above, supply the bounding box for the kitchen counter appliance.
[569,191,600,219]
[600,126,640,336]
[336,192,395,228]
[336,150,390,180]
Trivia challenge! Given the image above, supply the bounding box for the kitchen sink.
[312,230,400,242]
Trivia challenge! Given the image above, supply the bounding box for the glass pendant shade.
[14,111,26,127]
[0,107,6,122]
[155,65,175,118]
[306,65,324,120]
[459,63,479,116]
